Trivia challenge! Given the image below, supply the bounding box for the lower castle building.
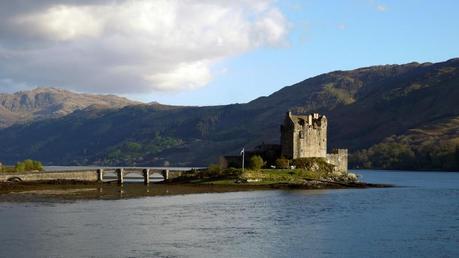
[281,112,348,171]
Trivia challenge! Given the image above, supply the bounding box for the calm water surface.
[0,170,458,257]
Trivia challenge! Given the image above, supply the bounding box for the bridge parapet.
[0,167,188,184]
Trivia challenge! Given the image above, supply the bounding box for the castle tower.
[280,112,327,159]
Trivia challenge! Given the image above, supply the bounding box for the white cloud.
[145,61,212,91]
[337,23,347,30]
[0,0,288,94]
[13,5,103,41]
[368,0,388,12]
[376,4,387,12]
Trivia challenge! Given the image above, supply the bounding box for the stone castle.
[280,112,348,171]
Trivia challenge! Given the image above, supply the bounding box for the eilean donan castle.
[280,112,348,171]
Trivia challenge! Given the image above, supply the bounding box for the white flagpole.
[241,148,245,172]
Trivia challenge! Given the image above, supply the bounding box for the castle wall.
[295,116,327,158]
[281,112,347,171]
[281,113,327,159]
[280,114,295,159]
[326,149,348,172]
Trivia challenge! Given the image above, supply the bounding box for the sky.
[0,0,458,105]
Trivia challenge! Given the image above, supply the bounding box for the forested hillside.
[0,58,458,170]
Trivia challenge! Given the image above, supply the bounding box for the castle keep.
[280,112,348,171]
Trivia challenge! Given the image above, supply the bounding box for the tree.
[32,160,44,171]
[15,159,44,172]
[15,162,26,172]
[249,155,264,170]
[208,164,221,175]
[275,157,290,169]
[218,156,228,170]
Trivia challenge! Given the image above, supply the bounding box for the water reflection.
[0,170,458,257]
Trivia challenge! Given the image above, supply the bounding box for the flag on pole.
[240,148,245,155]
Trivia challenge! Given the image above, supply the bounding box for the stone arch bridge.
[0,167,201,184]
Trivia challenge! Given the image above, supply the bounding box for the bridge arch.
[7,176,23,182]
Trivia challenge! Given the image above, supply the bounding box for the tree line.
[0,159,44,173]
[350,136,459,171]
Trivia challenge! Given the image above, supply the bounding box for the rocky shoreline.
[0,179,392,202]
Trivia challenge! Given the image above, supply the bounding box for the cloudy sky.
[0,0,458,105]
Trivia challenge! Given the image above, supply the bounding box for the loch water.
[0,170,458,257]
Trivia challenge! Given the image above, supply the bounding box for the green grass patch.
[170,167,339,185]
[241,169,326,183]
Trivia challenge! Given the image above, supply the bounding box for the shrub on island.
[249,155,265,170]
[293,157,334,173]
[275,157,290,169]
[15,159,44,172]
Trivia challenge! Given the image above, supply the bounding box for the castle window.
[298,118,305,126]
[299,131,304,139]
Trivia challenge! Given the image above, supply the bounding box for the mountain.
[0,58,458,169]
[0,87,139,128]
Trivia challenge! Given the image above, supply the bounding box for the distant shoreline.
[352,168,459,173]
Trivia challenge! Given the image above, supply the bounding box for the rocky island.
[189,112,365,188]
[0,112,390,201]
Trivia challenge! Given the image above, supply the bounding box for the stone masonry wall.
[326,149,348,172]
[281,112,327,159]
[0,169,185,182]
[0,170,98,182]
[295,115,327,158]
[280,114,295,159]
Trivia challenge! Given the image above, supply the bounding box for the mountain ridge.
[0,87,141,128]
[0,58,458,170]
